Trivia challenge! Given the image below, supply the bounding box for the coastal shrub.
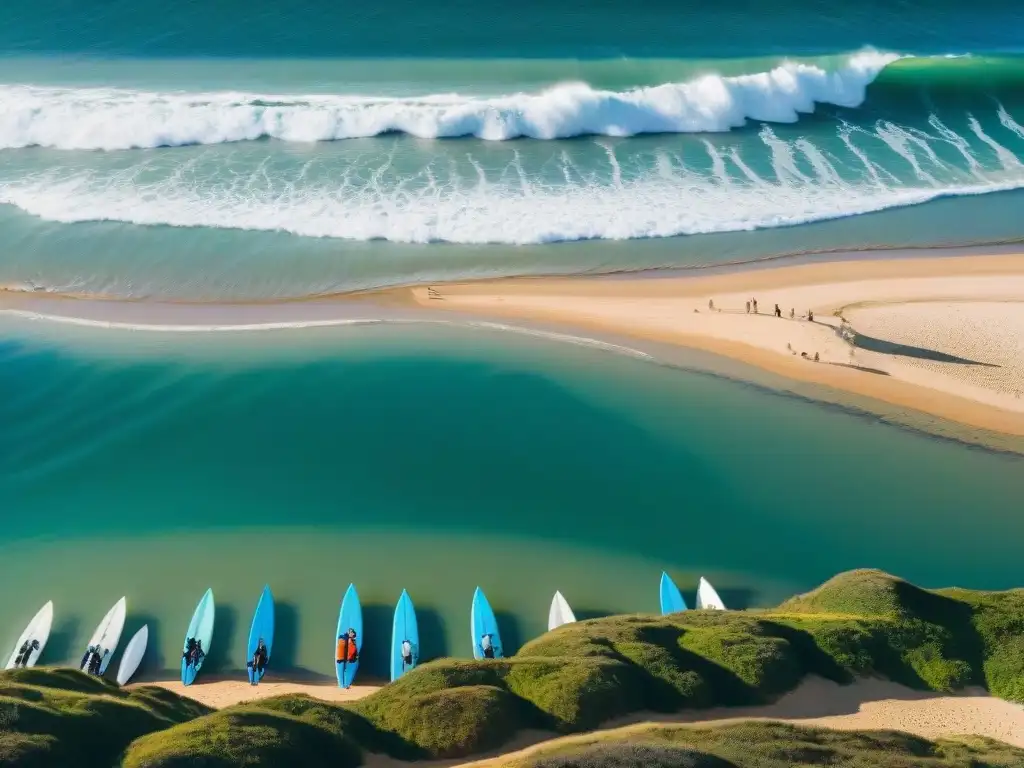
[122,708,361,768]
[0,668,206,767]
[515,722,1024,768]
[354,682,526,758]
[504,657,645,731]
[780,568,910,617]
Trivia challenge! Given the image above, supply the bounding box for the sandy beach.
[139,675,1024,766]
[387,254,1024,437]
[139,677,381,709]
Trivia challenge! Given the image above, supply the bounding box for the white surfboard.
[5,601,54,670]
[696,577,726,610]
[116,625,149,686]
[80,597,127,676]
[548,591,577,631]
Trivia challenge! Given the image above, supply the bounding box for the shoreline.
[3,249,1023,438]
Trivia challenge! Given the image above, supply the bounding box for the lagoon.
[1,320,1022,681]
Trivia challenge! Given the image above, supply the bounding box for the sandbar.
[381,254,1024,437]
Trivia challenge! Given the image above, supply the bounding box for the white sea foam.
[0,52,900,149]
[4,119,1024,245]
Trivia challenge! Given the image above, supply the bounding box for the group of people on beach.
[707,297,814,323]
[705,297,822,361]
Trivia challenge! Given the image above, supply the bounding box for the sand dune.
[141,675,1024,766]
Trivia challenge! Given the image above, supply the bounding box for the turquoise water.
[4,2,1024,297]
[2,321,1023,679]
[3,0,1024,684]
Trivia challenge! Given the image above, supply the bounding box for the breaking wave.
[0,52,900,149]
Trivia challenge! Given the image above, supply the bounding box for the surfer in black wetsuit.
[86,647,103,675]
[81,645,100,673]
[401,639,413,669]
[183,637,197,667]
[192,640,205,667]
[480,633,495,659]
[250,639,268,685]
[14,639,39,668]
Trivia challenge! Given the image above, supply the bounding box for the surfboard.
[659,572,688,615]
[390,589,419,683]
[116,625,149,686]
[181,588,215,686]
[696,577,727,610]
[471,587,503,660]
[335,583,362,689]
[6,601,53,670]
[80,597,127,676]
[246,585,275,685]
[547,591,577,631]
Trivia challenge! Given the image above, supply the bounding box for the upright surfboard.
[548,591,577,631]
[247,585,275,685]
[80,597,127,676]
[696,577,727,610]
[6,601,54,670]
[181,588,215,686]
[471,587,503,660]
[116,625,149,686]
[335,584,362,689]
[390,589,419,682]
[660,572,688,615]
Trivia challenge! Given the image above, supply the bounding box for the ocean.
[2,0,1024,680]
[3,1,1024,298]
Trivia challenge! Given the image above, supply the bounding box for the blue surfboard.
[335,584,363,688]
[246,585,275,685]
[390,589,420,682]
[660,571,688,615]
[181,588,215,686]
[471,587,503,660]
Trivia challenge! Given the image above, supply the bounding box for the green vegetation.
[0,667,207,767]
[512,722,1024,768]
[2,570,1024,766]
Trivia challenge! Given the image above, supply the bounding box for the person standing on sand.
[752,298,758,313]
[808,309,814,322]
[774,304,781,317]
[790,308,795,319]
[708,299,715,311]
[745,300,750,314]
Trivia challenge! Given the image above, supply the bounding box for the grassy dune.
[510,722,1024,768]
[2,570,1023,767]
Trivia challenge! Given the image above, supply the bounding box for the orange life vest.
[336,637,357,662]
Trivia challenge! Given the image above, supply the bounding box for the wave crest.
[0,52,899,150]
